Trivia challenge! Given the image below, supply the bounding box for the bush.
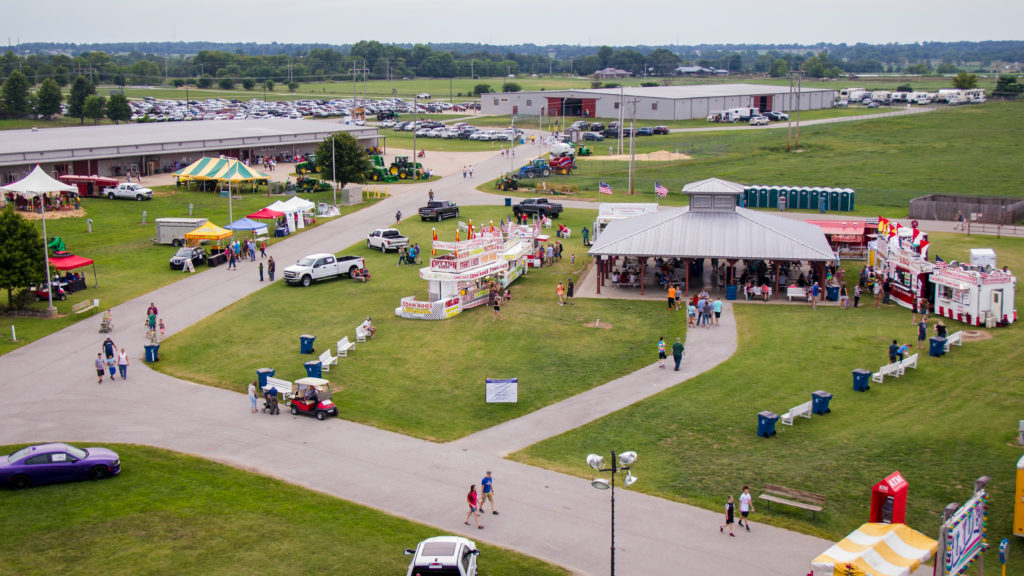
[640,81,658,87]
[218,78,235,90]
[196,75,213,89]
[171,79,185,88]
[9,288,34,311]
[264,80,275,91]
[590,81,602,88]
[241,78,256,90]
[603,83,621,89]
[502,82,521,93]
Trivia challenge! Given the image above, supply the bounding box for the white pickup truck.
[283,253,365,287]
[102,182,154,201]
[366,228,410,253]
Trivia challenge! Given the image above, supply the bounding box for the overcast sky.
[6,0,1022,47]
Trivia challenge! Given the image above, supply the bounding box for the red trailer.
[58,175,120,198]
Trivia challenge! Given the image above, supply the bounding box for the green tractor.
[365,155,398,182]
[496,174,519,191]
[295,175,332,193]
[577,145,593,157]
[295,154,319,174]
[388,156,425,180]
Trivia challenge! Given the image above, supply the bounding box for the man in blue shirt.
[480,471,498,515]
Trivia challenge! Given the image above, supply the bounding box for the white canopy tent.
[266,197,314,232]
[0,165,78,311]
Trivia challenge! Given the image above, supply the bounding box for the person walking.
[259,240,267,259]
[102,336,117,360]
[738,486,755,532]
[954,209,965,231]
[94,354,105,384]
[268,257,276,282]
[395,209,402,225]
[667,284,676,311]
[566,279,575,305]
[916,319,928,350]
[398,246,407,266]
[159,318,166,338]
[462,166,467,179]
[672,337,685,371]
[873,280,882,308]
[481,471,499,515]
[657,336,667,368]
[854,283,862,308]
[713,297,723,326]
[888,339,900,364]
[248,381,258,413]
[465,485,484,529]
[117,348,129,380]
[105,354,117,381]
[228,249,237,270]
[489,288,503,321]
[556,281,565,306]
[258,262,264,282]
[720,495,736,536]
[468,164,474,178]
[428,189,435,201]
[581,226,590,246]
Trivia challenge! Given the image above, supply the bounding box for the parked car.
[765,111,789,121]
[405,536,479,576]
[589,123,605,132]
[366,228,410,252]
[419,200,460,221]
[749,115,770,126]
[652,125,670,134]
[2,443,121,490]
[866,101,881,108]
[169,246,207,270]
[601,127,619,138]
[582,132,604,141]
[636,127,654,136]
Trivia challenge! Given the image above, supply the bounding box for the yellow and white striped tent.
[812,523,936,576]
[174,157,269,183]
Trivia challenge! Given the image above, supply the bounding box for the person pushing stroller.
[262,385,280,415]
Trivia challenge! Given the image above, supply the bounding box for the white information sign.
[485,378,518,403]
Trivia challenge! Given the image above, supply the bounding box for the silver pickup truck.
[102,183,153,201]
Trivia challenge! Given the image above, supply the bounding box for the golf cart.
[287,377,339,421]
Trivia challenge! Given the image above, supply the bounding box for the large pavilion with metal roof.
[587,178,837,298]
[0,119,381,184]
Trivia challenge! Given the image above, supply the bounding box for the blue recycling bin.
[144,344,160,363]
[504,197,512,207]
[812,390,833,414]
[757,411,779,438]
[852,368,871,391]
[304,360,322,378]
[726,285,738,300]
[256,368,275,389]
[826,285,840,301]
[929,336,947,357]
[299,335,316,354]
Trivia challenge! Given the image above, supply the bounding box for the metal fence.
[909,194,1024,224]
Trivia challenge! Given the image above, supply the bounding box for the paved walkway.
[1,138,842,575]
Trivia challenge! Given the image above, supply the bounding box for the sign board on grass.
[943,490,988,576]
[485,378,518,403]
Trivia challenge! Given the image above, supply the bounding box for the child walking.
[720,495,736,536]
[657,336,667,368]
[159,318,165,338]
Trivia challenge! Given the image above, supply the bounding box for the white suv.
[749,115,770,126]
[405,536,478,576]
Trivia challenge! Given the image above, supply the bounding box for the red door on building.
[582,98,597,117]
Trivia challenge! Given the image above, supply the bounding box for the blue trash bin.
[929,336,947,357]
[852,369,871,391]
[504,197,512,207]
[726,285,738,301]
[144,344,160,363]
[304,360,322,378]
[826,285,840,301]
[812,390,833,414]
[256,368,275,389]
[757,411,779,438]
[299,335,316,354]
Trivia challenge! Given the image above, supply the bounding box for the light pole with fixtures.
[587,450,638,576]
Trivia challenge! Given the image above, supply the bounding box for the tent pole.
[92,263,98,288]
[39,196,55,313]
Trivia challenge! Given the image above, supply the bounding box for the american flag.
[599,181,613,195]
[654,182,668,198]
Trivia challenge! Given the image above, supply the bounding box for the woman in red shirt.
[464,484,484,529]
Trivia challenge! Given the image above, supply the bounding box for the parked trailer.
[154,217,209,246]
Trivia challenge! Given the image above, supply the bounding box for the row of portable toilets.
[739,186,856,212]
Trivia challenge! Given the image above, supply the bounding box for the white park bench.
[318,349,337,372]
[337,336,355,357]
[780,400,813,426]
[945,331,963,351]
[457,221,469,232]
[72,298,99,315]
[896,353,919,376]
[355,323,371,343]
[871,362,900,383]
[786,286,807,301]
[264,376,293,398]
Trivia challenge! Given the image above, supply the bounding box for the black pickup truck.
[513,198,563,219]
[418,200,460,221]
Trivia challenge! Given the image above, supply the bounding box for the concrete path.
[0,139,839,576]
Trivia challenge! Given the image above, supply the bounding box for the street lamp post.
[587,450,638,576]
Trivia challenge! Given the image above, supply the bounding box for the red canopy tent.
[248,208,285,220]
[48,252,98,288]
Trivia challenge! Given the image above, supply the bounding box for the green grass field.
[0,186,380,355]
[488,101,1024,216]
[153,207,686,441]
[513,231,1024,555]
[0,444,568,576]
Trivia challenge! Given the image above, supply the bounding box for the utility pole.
[628,98,637,194]
[786,73,793,151]
[795,72,802,149]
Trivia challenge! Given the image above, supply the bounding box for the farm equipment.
[518,159,551,179]
[577,145,593,156]
[48,236,66,253]
[389,156,426,180]
[295,154,318,174]
[295,176,332,193]
[548,154,575,175]
[496,174,519,191]
[365,155,398,182]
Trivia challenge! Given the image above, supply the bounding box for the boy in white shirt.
[738,485,755,532]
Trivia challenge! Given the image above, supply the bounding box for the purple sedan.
[2,443,121,490]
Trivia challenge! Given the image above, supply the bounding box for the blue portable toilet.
[845,188,856,211]
[829,188,841,211]
[809,187,821,211]
[768,186,779,208]
[786,187,798,210]
[758,186,769,208]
